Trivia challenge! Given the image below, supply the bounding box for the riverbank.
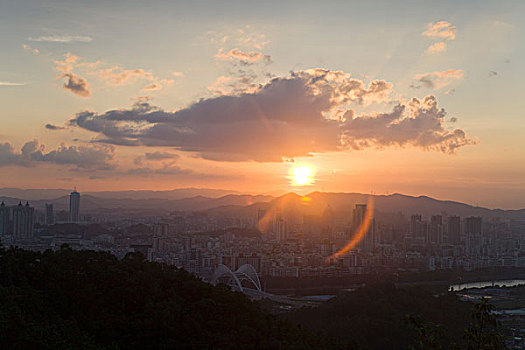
[264,267,525,296]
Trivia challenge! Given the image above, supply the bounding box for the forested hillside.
[0,246,335,350]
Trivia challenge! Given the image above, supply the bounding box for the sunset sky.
[0,0,524,208]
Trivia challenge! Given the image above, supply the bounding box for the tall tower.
[69,188,80,222]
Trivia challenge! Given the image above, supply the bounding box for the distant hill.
[0,193,275,214]
[2,188,525,220]
[0,187,243,201]
[206,191,525,222]
[302,191,525,219]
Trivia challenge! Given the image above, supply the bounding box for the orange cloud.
[215,48,271,64]
[22,44,39,55]
[95,67,154,86]
[422,21,457,40]
[426,41,447,53]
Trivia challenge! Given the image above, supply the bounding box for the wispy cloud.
[0,81,26,86]
[426,42,446,54]
[92,65,173,91]
[22,44,39,54]
[215,48,271,65]
[422,21,456,40]
[142,83,163,91]
[53,53,175,96]
[207,25,269,50]
[411,69,464,89]
[422,21,456,53]
[28,35,93,43]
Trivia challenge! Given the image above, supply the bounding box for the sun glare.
[290,166,314,186]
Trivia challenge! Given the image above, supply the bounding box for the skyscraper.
[447,216,461,244]
[465,216,482,234]
[0,202,9,236]
[12,202,34,241]
[465,216,483,256]
[409,214,424,238]
[429,215,443,244]
[69,189,80,222]
[45,203,54,225]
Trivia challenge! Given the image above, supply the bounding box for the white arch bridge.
[211,264,262,293]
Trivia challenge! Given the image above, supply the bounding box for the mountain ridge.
[2,189,525,220]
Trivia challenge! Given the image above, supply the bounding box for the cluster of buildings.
[129,203,525,282]
[108,204,525,280]
[0,201,34,241]
[2,193,525,284]
[0,189,81,244]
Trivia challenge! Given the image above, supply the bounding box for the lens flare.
[327,197,374,261]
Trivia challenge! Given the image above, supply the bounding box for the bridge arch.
[211,264,261,292]
[211,264,244,292]
[236,264,262,292]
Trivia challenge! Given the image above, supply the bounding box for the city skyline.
[1,0,524,209]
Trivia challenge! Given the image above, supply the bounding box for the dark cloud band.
[67,69,473,162]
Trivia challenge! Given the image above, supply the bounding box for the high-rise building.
[12,202,34,241]
[45,203,54,225]
[429,215,443,244]
[465,216,482,234]
[69,189,80,222]
[0,202,9,236]
[447,216,461,244]
[465,216,483,256]
[410,214,424,238]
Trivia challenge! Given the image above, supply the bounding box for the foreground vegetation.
[0,245,507,349]
[0,246,335,349]
[286,283,507,349]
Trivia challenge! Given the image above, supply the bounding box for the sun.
[290,166,314,186]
